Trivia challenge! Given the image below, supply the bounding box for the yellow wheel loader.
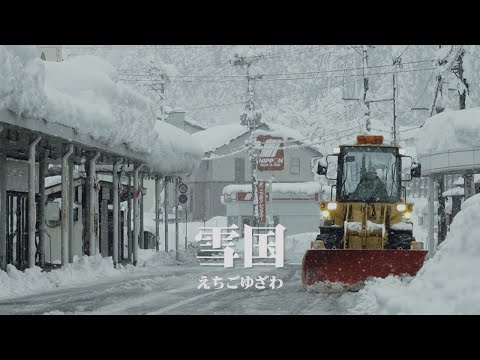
[302,135,427,291]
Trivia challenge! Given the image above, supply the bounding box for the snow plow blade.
[302,249,428,291]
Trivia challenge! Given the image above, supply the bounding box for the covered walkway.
[0,46,202,271]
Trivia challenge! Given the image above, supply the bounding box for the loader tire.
[386,233,415,250]
[316,234,341,249]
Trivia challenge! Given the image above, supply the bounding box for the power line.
[412,69,435,109]
[394,45,410,61]
[183,77,361,112]
[118,59,432,79]
[118,66,436,84]
[202,125,363,160]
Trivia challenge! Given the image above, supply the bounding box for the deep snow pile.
[0,255,128,299]
[0,249,198,300]
[352,193,480,314]
[415,107,480,155]
[0,45,202,175]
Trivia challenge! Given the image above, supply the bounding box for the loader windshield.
[338,146,401,203]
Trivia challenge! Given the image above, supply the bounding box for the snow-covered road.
[0,264,359,315]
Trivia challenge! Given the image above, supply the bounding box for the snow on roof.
[45,175,62,188]
[352,193,480,314]
[443,187,464,197]
[257,124,324,155]
[150,120,203,174]
[453,174,480,186]
[259,124,305,141]
[194,122,324,155]
[0,46,202,175]
[192,123,248,153]
[223,181,329,197]
[45,173,85,188]
[184,116,205,130]
[415,107,480,155]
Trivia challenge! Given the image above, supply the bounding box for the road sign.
[257,135,284,171]
[179,183,188,193]
[179,194,188,204]
[257,181,266,224]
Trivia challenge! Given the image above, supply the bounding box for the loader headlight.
[404,212,412,220]
[321,210,330,219]
[327,202,337,210]
[396,204,407,212]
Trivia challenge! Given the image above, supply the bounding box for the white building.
[222,182,332,237]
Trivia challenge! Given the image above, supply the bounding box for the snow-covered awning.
[193,122,323,156]
[222,181,333,201]
[416,107,480,155]
[443,187,465,197]
[0,46,203,175]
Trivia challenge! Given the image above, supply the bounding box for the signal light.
[357,135,384,145]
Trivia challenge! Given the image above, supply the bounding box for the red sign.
[257,135,284,171]
[257,181,266,224]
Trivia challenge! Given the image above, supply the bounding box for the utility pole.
[343,45,377,134]
[450,46,469,110]
[158,73,168,122]
[231,52,263,227]
[175,176,179,260]
[164,176,169,252]
[362,45,373,133]
[429,45,454,117]
[149,66,170,252]
[148,65,169,122]
[391,56,401,145]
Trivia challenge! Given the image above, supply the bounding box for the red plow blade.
[302,249,428,291]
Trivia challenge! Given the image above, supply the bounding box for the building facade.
[183,124,323,221]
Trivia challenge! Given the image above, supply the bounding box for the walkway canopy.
[415,107,480,257]
[0,45,203,271]
[0,46,203,175]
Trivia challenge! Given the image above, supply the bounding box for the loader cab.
[316,135,421,203]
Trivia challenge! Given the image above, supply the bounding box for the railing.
[418,146,480,176]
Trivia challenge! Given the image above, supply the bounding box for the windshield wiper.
[366,181,385,203]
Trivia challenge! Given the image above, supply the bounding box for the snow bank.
[352,193,480,314]
[138,247,199,268]
[0,248,200,300]
[0,255,126,299]
[0,45,202,175]
[284,232,318,263]
[415,107,480,155]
